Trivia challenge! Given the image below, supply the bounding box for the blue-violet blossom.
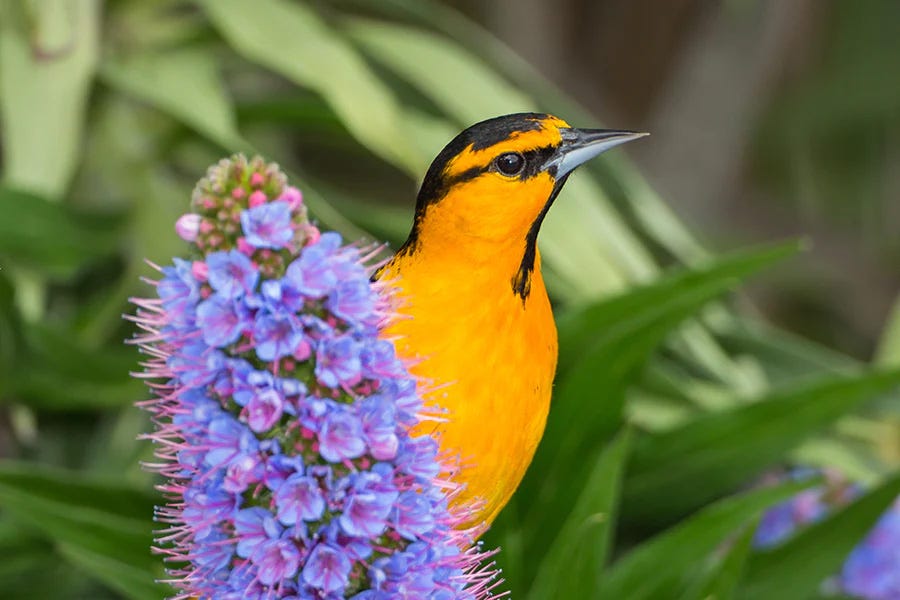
[132,155,500,599]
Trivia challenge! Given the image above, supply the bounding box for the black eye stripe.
[440,145,557,190]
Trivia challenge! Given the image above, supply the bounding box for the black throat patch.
[511,173,569,302]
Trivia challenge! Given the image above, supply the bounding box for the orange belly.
[380,255,557,527]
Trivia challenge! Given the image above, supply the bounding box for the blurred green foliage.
[0,1,897,598]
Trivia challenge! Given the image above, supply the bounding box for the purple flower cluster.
[752,469,841,548]
[132,155,499,599]
[754,469,900,599]
[841,500,900,599]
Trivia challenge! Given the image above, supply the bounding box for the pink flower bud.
[191,260,209,282]
[175,214,202,242]
[248,190,267,207]
[250,172,266,188]
[280,186,304,211]
[232,187,246,200]
[236,237,254,256]
[303,224,321,245]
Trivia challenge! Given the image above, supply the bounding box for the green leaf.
[679,521,758,600]
[0,461,165,600]
[0,186,122,278]
[345,18,533,124]
[528,431,630,599]
[101,47,243,148]
[534,278,733,505]
[523,242,800,522]
[0,0,99,198]
[737,473,900,600]
[201,0,422,174]
[59,542,164,600]
[718,317,860,384]
[599,479,814,600]
[0,270,19,397]
[623,369,900,529]
[875,293,900,368]
[556,241,801,371]
[10,323,144,410]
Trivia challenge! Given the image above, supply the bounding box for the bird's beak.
[545,128,649,178]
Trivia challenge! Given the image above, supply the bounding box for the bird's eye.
[494,152,525,176]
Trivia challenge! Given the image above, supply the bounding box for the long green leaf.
[519,243,800,550]
[623,369,900,528]
[0,0,98,198]
[201,0,422,174]
[0,461,165,600]
[101,47,243,148]
[556,241,801,371]
[679,522,758,600]
[0,186,122,278]
[737,473,900,600]
[59,542,164,600]
[528,431,631,599]
[11,323,144,410]
[598,479,814,600]
[0,271,19,397]
[875,293,900,368]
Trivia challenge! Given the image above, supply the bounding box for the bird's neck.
[394,224,544,302]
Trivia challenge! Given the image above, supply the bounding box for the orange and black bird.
[378,113,646,527]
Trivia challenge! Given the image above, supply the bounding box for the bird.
[377,113,646,528]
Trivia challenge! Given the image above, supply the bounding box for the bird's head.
[402,113,646,298]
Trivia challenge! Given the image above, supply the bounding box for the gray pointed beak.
[545,128,648,177]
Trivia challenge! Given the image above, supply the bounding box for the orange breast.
[380,250,557,527]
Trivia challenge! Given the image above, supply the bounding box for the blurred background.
[0,0,898,598]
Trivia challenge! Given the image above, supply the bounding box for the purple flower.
[205,415,257,467]
[392,491,436,540]
[317,410,366,463]
[158,258,199,328]
[197,295,246,347]
[193,528,235,573]
[359,395,399,461]
[223,453,265,493]
[241,200,294,249]
[245,387,284,433]
[207,250,259,299]
[327,279,376,325]
[361,340,406,379]
[261,279,305,313]
[302,544,352,593]
[253,313,305,362]
[275,473,326,525]
[181,485,235,539]
[235,507,276,559]
[396,436,441,480]
[340,470,399,538]
[315,335,362,388]
[254,539,302,586]
[285,232,342,298]
[841,502,900,599]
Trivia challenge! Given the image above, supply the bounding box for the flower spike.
[131,155,503,599]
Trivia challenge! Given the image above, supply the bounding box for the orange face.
[411,114,571,252]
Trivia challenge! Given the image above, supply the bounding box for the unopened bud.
[175,214,201,242]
